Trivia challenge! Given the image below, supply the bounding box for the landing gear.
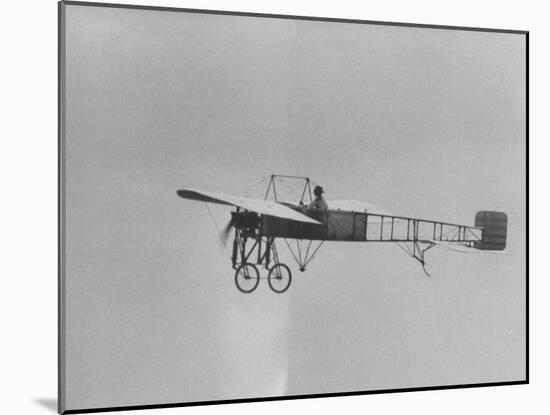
[234,263,260,293]
[231,216,294,294]
[268,263,292,293]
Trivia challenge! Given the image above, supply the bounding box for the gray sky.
[63,4,526,410]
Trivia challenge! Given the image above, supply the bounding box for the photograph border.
[58,1,529,413]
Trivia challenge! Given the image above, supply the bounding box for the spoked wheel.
[234,263,260,293]
[268,263,292,293]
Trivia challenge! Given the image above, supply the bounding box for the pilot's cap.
[313,185,324,195]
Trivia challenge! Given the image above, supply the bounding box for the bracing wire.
[274,177,309,203]
[303,241,325,268]
[395,241,412,256]
[304,240,313,263]
[283,238,301,266]
[296,239,303,265]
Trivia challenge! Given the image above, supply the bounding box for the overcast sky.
[63,3,526,411]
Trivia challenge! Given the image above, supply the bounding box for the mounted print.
[58,1,528,413]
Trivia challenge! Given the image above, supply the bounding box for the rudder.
[474,211,507,251]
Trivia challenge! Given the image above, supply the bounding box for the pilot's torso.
[307,196,328,211]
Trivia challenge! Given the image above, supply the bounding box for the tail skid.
[395,241,436,277]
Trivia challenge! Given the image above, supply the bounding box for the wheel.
[234,263,260,293]
[268,263,292,293]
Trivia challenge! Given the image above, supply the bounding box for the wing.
[177,188,322,225]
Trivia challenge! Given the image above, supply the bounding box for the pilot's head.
[313,185,324,197]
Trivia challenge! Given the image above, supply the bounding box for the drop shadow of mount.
[34,398,57,413]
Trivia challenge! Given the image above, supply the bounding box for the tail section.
[474,211,507,251]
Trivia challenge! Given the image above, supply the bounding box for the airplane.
[177,174,507,294]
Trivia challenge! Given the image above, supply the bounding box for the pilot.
[306,185,328,211]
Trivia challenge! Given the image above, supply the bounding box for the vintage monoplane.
[177,175,507,294]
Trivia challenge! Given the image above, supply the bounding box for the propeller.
[220,215,235,246]
[204,203,235,253]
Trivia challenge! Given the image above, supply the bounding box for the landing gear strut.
[231,212,292,294]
